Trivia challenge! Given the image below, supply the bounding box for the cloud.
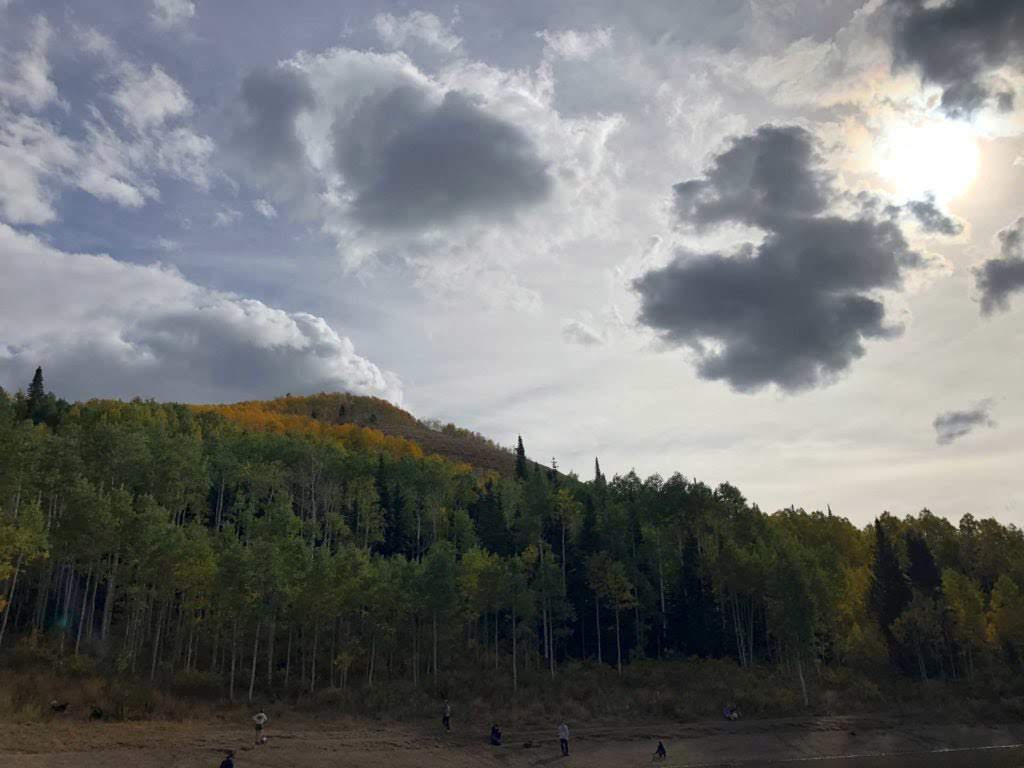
[903,195,964,236]
[228,66,319,214]
[0,224,401,404]
[373,11,461,53]
[150,0,196,30]
[0,25,213,225]
[933,400,996,445]
[562,318,606,346]
[887,0,1024,116]
[0,17,58,111]
[253,199,277,218]
[111,64,191,131]
[634,125,929,393]
[333,86,552,231]
[224,43,607,288]
[974,216,1024,314]
[213,207,241,226]
[539,28,614,61]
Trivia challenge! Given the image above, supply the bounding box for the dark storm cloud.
[905,196,964,236]
[229,67,319,208]
[974,217,1024,314]
[672,125,829,230]
[333,86,552,231]
[635,126,925,393]
[933,401,995,445]
[888,0,1024,116]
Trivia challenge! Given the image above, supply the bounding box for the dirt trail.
[1,714,1023,767]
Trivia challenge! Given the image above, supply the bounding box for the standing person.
[252,709,268,744]
[558,721,570,757]
[442,699,452,731]
[655,740,667,760]
[218,750,235,768]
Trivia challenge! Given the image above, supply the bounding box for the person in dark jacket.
[218,750,235,768]
[490,723,503,746]
[654,740,667,760]
[442,699,452,731]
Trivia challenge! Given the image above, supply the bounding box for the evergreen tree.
[514,435,527,480]
[26,366,45,415]
[905,529,942,596]
[869,520,911,648]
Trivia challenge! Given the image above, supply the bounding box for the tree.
[26,367,45,420]
[942,569,987,678]
[989,575,1024,666]
[905,529,942,596]
[514,436,527,481]
[869,519,910,654]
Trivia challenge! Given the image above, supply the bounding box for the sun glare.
[875,119,980,203]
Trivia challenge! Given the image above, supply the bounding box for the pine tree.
[905,529,941,596]
[25,366,46,423]
[869,520,911,646]
[514,436,527,480]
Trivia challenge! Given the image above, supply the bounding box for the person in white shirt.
[558,721,570,757]
[252,710,268,744]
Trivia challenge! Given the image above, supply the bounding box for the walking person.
[442,699,452,732]
[654,740,667,761]
[558,721,570,757]
[252,709,268,744]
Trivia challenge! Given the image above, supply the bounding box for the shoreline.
[3,713,1024,767]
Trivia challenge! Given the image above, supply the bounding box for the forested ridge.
[2,369,1024,713]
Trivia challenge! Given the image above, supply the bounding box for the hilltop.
[249,392,523,476]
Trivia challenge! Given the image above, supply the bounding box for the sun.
[874,118,980,204]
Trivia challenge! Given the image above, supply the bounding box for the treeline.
[1,369,1023,706]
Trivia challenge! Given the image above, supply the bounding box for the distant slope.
[257,393,518,475]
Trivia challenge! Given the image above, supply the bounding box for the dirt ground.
[2,713,1023,767]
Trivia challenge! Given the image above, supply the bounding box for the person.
[442,699,452,731]
[558,721,570,757]
[654,740,667,760]
[218,750,235,768]
[490,723,503,746]
[252,709,268,744]
[723,703,740,721]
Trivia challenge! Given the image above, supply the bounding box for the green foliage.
[1,383,1023,710]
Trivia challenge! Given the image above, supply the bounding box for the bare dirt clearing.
[2,714,1023,767]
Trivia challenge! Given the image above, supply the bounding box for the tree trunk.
[285,627,292,690]
[309,619,319,693]
[150,600,167,682]
[796,651,809,707]
[615,607,622,674]
[248,622,260,703]
[368,633,376,688]
[0,553,24,648]
[511,604,518,692]
[266,617,275,691]
[595,598,602,664]
[75,567,93,655]
[229,620,238,702]
[101,555,119,646]
[432,610,438,680]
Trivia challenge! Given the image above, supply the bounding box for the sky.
[1,0,1023,525]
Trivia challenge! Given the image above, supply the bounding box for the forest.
[1,368,1023,714]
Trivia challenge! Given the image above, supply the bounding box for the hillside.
[254,392,522,475]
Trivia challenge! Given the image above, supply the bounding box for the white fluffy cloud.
[373,11,461,54]
[150,0,196,30]
[0,224,401,404]
[539,28,613,62]
[0,17,58,110]
[0,23,213,225]
[228,42,623,313]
